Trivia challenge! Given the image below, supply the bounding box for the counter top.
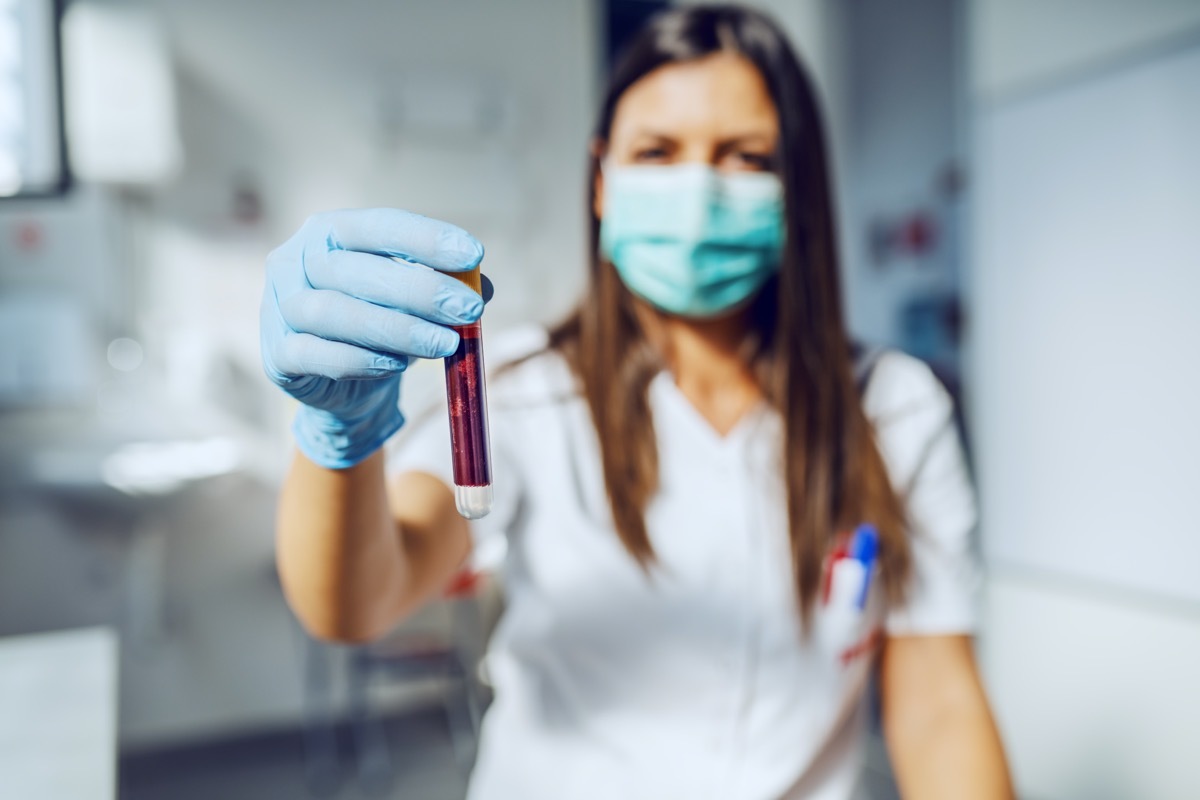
[0,627,118,800]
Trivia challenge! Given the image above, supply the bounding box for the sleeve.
[384,361,521,572]
[866,353,982,636]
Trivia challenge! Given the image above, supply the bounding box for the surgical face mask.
[599,163,785,318]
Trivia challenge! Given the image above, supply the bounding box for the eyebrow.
[628,129,775,146]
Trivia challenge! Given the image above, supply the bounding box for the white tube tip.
[455,484,493,519]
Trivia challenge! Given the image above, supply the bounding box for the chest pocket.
[813,557,885,675]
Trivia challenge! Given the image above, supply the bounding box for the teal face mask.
[599,163,785,318]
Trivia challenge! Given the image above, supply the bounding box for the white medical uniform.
[387,326,979,800]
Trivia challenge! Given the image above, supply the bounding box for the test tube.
[444,266,493,519]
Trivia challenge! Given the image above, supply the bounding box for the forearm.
[885,690,1013,799]
[276,449,407,642]
[882,635,1014,800]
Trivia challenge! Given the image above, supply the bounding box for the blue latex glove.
[260,208,485,468]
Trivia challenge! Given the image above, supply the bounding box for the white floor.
[118,706,470,800]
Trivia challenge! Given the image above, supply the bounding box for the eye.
[729,151,775,171]
[632,146,671,163]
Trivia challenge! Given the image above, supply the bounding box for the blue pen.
[851,523,879,609]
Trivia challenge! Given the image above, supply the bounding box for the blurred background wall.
[967,2,1200,799]
[1,0,1198,798]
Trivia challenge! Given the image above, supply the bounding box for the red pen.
[822,535,850,605]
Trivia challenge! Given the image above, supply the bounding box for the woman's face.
[597,51,781,214]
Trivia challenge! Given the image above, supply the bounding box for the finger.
[274,333,410,382]
[314,208,484,273]
[266,237,310,297]
[261,263,309,383]
[280,289,462,360]
[304,250,483,326]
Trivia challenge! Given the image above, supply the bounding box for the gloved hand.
[261,208,485,469]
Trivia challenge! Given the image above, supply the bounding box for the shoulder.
[860,349,954,429]
[860,350,958,484]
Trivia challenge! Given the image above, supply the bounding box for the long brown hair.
[548,5,910,627]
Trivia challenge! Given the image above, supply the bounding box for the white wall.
[980,577,1200,800]
[972,0,1200,101]
[967,2,1200,797]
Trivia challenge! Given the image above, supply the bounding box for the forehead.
[610,52,778,140]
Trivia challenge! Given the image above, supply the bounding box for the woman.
[260,5,1013,798]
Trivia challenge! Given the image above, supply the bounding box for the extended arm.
[881,634,1014,799]
[276,450,470,642]
[261,208,485,642]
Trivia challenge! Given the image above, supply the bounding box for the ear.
[590,137,607,219]
[593,170,605,220]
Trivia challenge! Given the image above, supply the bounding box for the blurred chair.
[301,568,498,797]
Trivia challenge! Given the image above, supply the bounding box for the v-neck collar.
[649,371,771,450]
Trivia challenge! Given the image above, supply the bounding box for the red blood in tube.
[444,322,492,486]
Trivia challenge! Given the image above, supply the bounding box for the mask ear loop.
[594,152,613,252]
